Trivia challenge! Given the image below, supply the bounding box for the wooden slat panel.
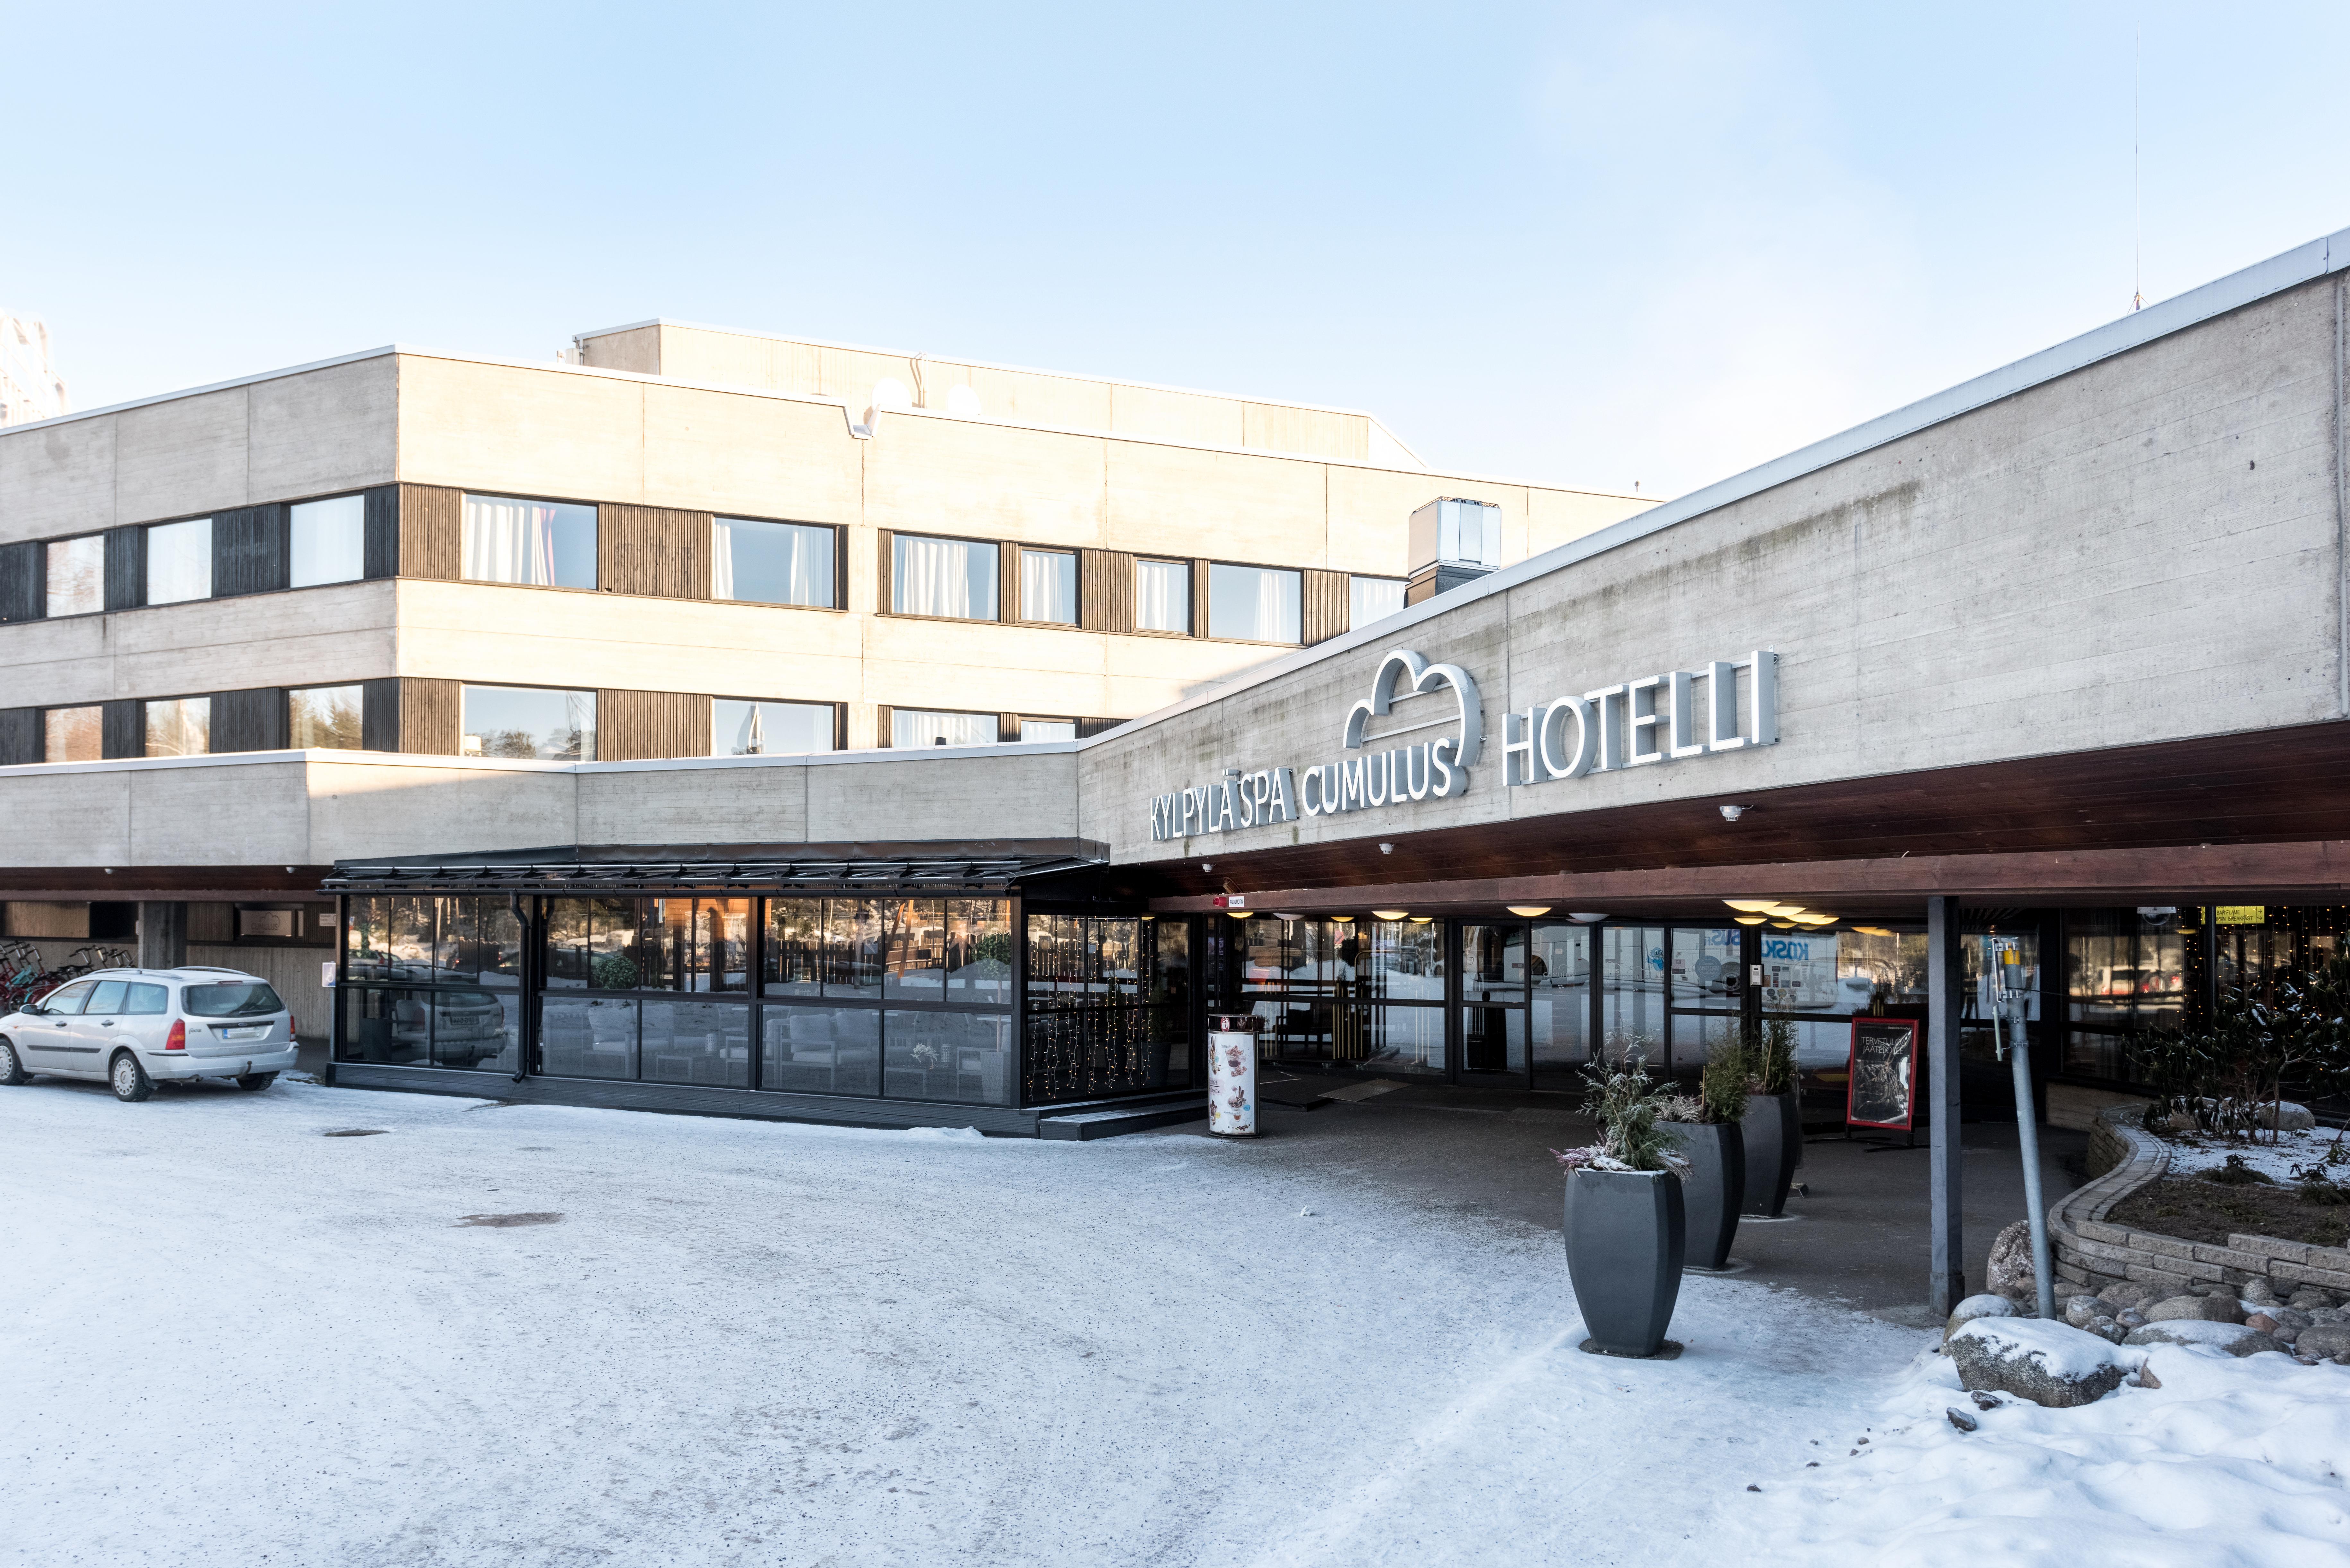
[998,541,1020,623]
[0,708,38,766]
[104,527,146,611]
[398,486,463,581]
[212,505,289,598]
[102,700,143,759]
[0,541,40,623]
[210,687,289,752]
[1190,558,1212,637]
[1301,568,1350,644]
[876,530,894,613]
[1076,717,1123,739]
[875,703,893,747]
[999,713,1022,742]
[832,703,849,751]
[1080,549,1134,634]
[362,487,400,579]
[398,678,461,755]
[360,677,401,751]
[597,688,713,761]
[599,505,711,600]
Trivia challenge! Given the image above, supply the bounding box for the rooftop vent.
[1405,497,1501,606]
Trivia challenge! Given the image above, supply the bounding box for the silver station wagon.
[0,967,298,1101]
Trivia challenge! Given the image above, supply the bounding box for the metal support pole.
[1991,938,2056,1321]
[1926,896,1965,1315]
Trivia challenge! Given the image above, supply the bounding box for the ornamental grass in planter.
[1555,1047,1689,1357]
[1740,1019,1803,1218]
[1659,1042,1750,1270]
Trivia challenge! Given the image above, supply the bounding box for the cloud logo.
[1342,648,1484,767]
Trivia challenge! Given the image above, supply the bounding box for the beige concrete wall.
[0,580,396,708]
[0,356,398,542]
[1076,274,2350,864]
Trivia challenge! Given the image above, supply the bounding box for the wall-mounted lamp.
[1200,862,1214,872]
[1719,804,1750,821]
[1378,843,1395,855]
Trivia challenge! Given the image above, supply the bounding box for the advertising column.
[1207,1013,1262,1137]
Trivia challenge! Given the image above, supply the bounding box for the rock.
[2296,1325,2350,1360]
[1968,1389,2002,1410]
[2086,1317,2128,1344]
[2264,1101,2317,1131]
[2242,1278,2281,1307]
[2288,1288,2338,1312]
[2123,1320,2278,1354]
[1987,1220,2038,1302]
[2065,1295,2110,1328]
[2146,1293,2246,1324]
[1945,1293,2019,1342]
[2246,1313,2280,1334]
[1946,1407,1978,1432]
[1948,1319,2130,1408]
[2134,1364,2162,1388]
[2308,1306,2348,1325]
[2102,1282,2157,1309]
[2116,1309,2148,1329]
[2273,1307,2313,1331]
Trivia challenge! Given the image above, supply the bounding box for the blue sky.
[8,2,2347,496]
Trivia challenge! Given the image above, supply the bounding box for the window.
[289,684,364,750]
[714,698,835,756]
[1019,548,1076,624]
[1349,575,1405,630]
[544,896,751,993]
[713,518,834,607]
[1135,559,1190,633]
[182,982,285,1017]
[45,535,103,617]
[460,685,594,761]
[145,697,210,758]
[146,518,213,605]
[44,706,100,762]
[462,494,597,589]
[1208,563,1302,643]
[892,533,996,620]
[1019,719,1076,742]
[339,894,524,1071]
[1025,914,1191,1103]
[891,709,997,748]
[289,495,366,587]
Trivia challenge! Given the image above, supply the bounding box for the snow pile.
[1742,1341,2350,1566]
[1950,1316,2132,1380]
[2162,1125,2347,1183]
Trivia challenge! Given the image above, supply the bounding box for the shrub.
[1749,1018,1797,1096]
[1555,1051,1689,1176]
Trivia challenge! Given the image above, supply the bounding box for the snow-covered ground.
[2,1077,2343,1566]
[2163,1124,2350,1184]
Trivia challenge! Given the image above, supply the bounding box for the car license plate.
[220,1025,270,1042]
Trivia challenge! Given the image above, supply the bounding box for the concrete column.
[1926,895,1965,1315]
[137,901,187,970]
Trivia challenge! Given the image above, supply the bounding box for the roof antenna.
[2131,28,2143,313]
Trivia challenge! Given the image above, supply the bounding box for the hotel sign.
[1147,647,1777,842]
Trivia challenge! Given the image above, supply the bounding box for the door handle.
[100,1020,116,1027]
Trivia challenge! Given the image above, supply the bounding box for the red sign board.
[1845,1017,1921,1131]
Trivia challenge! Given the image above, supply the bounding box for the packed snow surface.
[2163,1125,2348,1183]
[3,1078,2344,1566]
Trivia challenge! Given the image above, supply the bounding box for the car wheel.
[110,1051,154,1103]
[235,1072,277,1092]
[0,1038,27,1086]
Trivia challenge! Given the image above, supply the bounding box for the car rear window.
[124,983,169,1015]
[182,982,285,1017]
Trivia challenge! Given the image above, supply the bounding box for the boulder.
[2288,1288,2339,1312]
[2246,1313,2280,1334]
[2146,1293,2246,1325]
[2102,1281,2158,1309]
[2264,1101,2317,1132]
[2085,1317,2129,1344]
[1948,1319,2130,1408]
[1987,1221,2038,1302]
[2296,1324,2350,1361]
[2064,1295,2110,1329]
[2242,1278,2281,1307]
[2273,1307,2314,1331]
[2124,1320,2283,1355]
[1944,1293,2019,1343]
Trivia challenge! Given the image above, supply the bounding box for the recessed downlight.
[1733,915,1767,926]
[1372,909,1409,921]
[1507,905,1552,917]
[1723,899,1778,913]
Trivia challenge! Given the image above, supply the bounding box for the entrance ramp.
[1036,1098,1208,1141]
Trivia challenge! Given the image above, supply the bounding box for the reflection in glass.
[886,1009,1011,1104]
[289,684,364,749]
[762,900,823,995]
[144,697,210,758]
[539,996,638,1079]
[1019,719,1076,742]
[1349,575,1405,630]
[1600,924,1666,1068]
[714,698,833,756]
[462,494,597,588]
[44,705,101,762]
[45,535,104,617]
[713,517,833,607]
[947,900,1014,1004]
[1461,1004,1525,1073]
[891,709,997,747]
[641,999,752,1087]
[1023,914,1190,1101]
[461,684,594,761]
[432,986,520,1071]
[1207,562,1301,643]
[1531,924,1591,1078]
[289,495,365,587]
[884,899,947,997]
[760,1004,880,1095]
[146,518,213,604]
[2065,909,2179,1078]
[343,985,430,1064]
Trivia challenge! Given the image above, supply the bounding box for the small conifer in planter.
[1555,1046,1689,1356]
[1656,1040,1750,1270]
[1741,1019,1804,1218]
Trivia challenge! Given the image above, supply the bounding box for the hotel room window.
[1019,718,1076,742]
[289,684,365,749]
[713,518,834,608]
[45,535,104,617]
[462,494,597,589]
[289,496,366,587]
[146,518,213,604]
[892,533,996,620]
[890,709,997,748]
[1349,575,1406,630]
[1208,562,1302,643]
[714,698,835,757]
[1134,559,1189,633]
[460,684,596,761]
[44,705,102,762]
[1020,548,1076,624]
[144,697,211,757]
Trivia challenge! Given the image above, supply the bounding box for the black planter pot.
[1563,1167,1685,1356]
[1740,1092,1802,1217]
[1662,1120,1744,1270]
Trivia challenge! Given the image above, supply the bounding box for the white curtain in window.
[1349,575,1405,630]
[1135,559,1188,632]
[895,535,975,618]
[1021,550,1075,623]
[892,709,998,747]
[464,497,559,586]
[711,518,736,600]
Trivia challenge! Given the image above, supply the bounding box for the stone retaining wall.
[2050,1106,2350,1299]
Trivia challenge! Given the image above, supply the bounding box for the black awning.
[321,851,1103,896]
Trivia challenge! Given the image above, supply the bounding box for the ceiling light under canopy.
[1722,899,1778,913]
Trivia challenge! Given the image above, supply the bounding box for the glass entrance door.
[1459,922,1530,1081]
